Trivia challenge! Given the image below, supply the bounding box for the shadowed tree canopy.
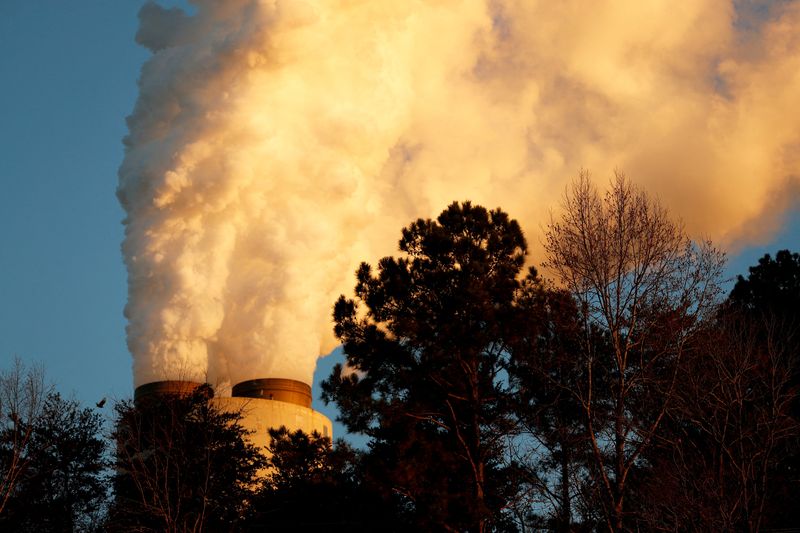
[107,385,265,533]
[727,249,799,384]
[246,427,402,532]
[729,249,800,320]
[632,249,800,531]
[508,278,596,531]
[728,249,800,416]
[724,249,800,529]
[0,391,106,533]
[323,201,528,532]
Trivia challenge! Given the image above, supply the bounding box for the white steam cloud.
[119,0,800,388]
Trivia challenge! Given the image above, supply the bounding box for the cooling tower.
[133,376,332,457]
[212,377,332,452]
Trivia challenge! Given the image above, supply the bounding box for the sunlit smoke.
[119,0,800,388]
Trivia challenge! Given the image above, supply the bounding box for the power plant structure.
[134,378,332,453]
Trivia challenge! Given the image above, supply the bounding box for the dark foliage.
[322,201,527,532]
[635,312,797,530]
[627,249,800,531]
[728,249,800,413]
[730,249,800,319]
[246,427,404,532]
[0,393,106,532]
[107,386,265,532]
[727,249,800,530]
[509,278,599,531]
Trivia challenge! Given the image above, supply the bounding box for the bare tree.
[544,171,724,530]
[0,358,50,516]
[640,312,799,532]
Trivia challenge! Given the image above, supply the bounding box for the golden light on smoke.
[119,0,800,388]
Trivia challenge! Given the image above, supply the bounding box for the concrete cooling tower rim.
[232,378,312,408]
[133,378,314,409]
[133,380,210,404]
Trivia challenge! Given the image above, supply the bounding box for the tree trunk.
[614,380,625,532]
[559,437,572,533]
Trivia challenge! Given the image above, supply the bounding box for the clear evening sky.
[1,1,797,440]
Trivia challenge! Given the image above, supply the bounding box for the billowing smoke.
[119,0,800,388]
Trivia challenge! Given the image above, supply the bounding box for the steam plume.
[119,0,800,388]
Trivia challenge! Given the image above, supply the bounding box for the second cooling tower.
[211,378,332,451]
[232,378,312,407]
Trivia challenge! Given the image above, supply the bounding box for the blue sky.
[0,2,797,442]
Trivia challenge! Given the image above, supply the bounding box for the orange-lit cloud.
[119,0,800,387]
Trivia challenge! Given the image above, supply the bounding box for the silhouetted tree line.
[322,176,799,531]
[1,176,798,531]
[0,362,106,532]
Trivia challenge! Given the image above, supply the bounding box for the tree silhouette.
[509,278,600,531]
[635,311,798,531]
[543,172,724,530]
[729,249,800,320]
[323,201,527,532]
[108,385,265,533]
[0,358,49,518]
[246,427,403,531]
[723,249,800,530]
[0,391,106,532]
